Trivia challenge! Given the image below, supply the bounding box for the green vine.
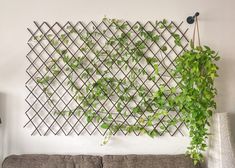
[175,42,219,164]
[30,18,220,164]
[154,41,220,164]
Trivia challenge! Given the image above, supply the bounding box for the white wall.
[0,0,235,164]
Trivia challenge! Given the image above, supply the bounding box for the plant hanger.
[192,14,201,47]
[187,12,201,46]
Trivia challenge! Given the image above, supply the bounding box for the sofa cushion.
[102,155,202,168]
[2,155,102,168]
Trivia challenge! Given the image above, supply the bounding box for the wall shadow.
[228,113,235,149]
[0,92,7,167]
[0,93,6,128]
[216,56,235,143]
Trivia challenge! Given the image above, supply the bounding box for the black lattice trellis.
[25,19,189,136]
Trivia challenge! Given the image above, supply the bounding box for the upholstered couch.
[2,154,201,168]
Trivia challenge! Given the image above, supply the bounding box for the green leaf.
[149,130,158,138]
[61,50,67,55]
[160,46,167,52]
[133,106,142,114]
[149,75,156,81]
[173,33,182,47]
[190,40,194,49]
[87,116,93,123]
[146,57,157,64]
[154,64,158,75]
[162,19,167,25]
[101,123,110,129]
[152,35,160,42]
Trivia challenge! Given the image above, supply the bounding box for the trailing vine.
[29,18,220,164]
[154,41,220,164]
[175,42,219,164]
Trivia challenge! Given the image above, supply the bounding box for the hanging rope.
[192,16,201,46]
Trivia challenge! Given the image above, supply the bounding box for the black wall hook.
[187,12,199,24]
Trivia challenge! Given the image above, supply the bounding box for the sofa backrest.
[2,155,103,168]
[103,155,201,168]
[2,154,202,168]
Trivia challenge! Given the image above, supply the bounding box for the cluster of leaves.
[153,41,220,164]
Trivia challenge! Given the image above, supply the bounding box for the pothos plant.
[175,42,219,164]
[154,41,220,164]
[30,17,219,165]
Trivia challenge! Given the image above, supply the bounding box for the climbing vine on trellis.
[26,18,188,139]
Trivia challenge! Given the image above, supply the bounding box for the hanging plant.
[153,16,220,164]
[175,42,219,164]
[175,17,220,164]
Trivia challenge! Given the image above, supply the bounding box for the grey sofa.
[2,154,202,168]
